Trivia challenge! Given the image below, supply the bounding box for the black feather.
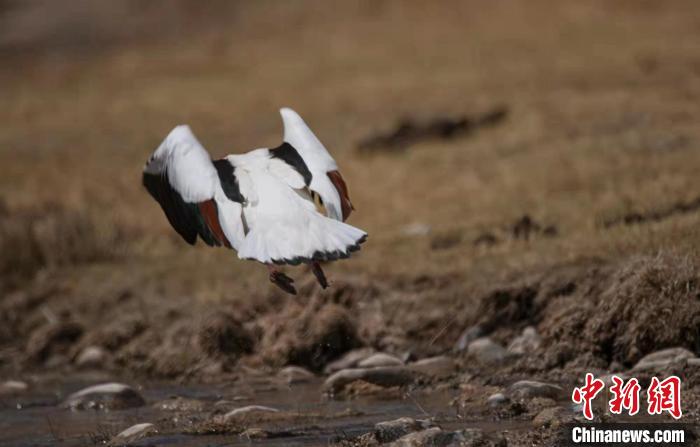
[213,159,245,203]
[270,142,312,186]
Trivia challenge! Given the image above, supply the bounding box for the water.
[0,373,526,446]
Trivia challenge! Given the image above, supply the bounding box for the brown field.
[2,1,700,445]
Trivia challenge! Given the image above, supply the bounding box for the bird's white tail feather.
[238,212,366,265]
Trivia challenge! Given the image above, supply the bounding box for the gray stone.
[222,405,280,422]
[487,392,509,407]
[454,325,483,352]
[323,366,419,394]
[687,358,700,367]
[109,423,156,446]
[451,429,489,446]
[508,380,563,400]
[75,346,107,368]
[323,348,375,374]
[389,427,447,446]
[62,383,145,410]
[507,326,541,355]
[389,427,486,447]
[467,337,509,364]
[408,356,456,378]
[374,417,433,443]
[0,380,28,396]
[278,366,315,384]
[633,347,696,372]
[358,353,404,368]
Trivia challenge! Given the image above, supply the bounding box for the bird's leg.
[310,261,328,289]
[267,264,296,295]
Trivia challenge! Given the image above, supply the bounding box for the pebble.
[407,356,456,378]
[389,427,487,447]
[323,348,375,374]
[374,417,433,443]
[632,347,696,372]
[222,405,280,422]
[467,337,509,364]
[507,326,541,355]
[62,383,145,410]
[454,325,483,352]
[507,380,563,400]
[109,423,156,446]
[358,353,404,368]
[487,392,509,407]
[323,366,419,394]
[0,380,28,396]
[75,346,107,368]
[278,366,315,384]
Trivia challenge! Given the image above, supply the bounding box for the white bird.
[142,108,366,294]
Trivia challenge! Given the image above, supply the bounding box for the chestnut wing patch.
[143,172,225,247]
[327,170,354,221]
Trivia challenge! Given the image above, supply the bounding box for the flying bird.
[142,108,366,295]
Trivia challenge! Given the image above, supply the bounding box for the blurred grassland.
[2,0,700,300]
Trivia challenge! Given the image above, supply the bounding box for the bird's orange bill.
[198,200,232,248]
[327,170,354,221]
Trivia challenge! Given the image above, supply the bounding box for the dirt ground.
[2,1,700,446]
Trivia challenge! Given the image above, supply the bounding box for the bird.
[142,108,367,295]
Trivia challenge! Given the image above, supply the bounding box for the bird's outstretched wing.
[142,125,245,249]
[278,107,354,221]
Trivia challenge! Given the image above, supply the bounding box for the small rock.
[408,356,455,378]
[633,347,696,372]
[62,383,145,410]
[467,337,509,364]
[374,417,433,443]
[532,406,572,428]
[278,366,315,384]
[508,380,563,400]
[323,348,375,374]
[454,325,483,352]
[507,326,541,355]
[109,423,156,446]
[390,427,486,447]
[75,346,107,368]
[222,405,280,422]
[323,366,419,394]
[402,222,431,237]
[358,353,404,368]
[452,429,489,446]
[487,392,509,407]
[389,427,446,446]
[0,380,28,396]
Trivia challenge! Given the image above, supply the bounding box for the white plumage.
[142,108,366,294]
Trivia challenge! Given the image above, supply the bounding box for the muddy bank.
[3,252,700,382]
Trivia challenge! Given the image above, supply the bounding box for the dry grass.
[2,1,700,369]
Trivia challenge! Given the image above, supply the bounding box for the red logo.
[572,374,682,420]
[572,373,605,420]
[647,376,682,419]
[609,375,641,416]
